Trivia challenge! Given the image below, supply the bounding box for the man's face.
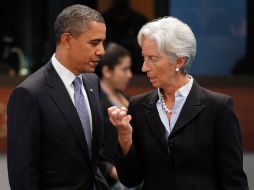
[69,21,106,74]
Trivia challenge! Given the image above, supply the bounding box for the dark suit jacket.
[99,90,118,186]
[100,90,130,186]
[7,62,109,190]
[116,81,248,190]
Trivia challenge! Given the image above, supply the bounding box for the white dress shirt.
[51,54,93,131]
[156,75,193,138]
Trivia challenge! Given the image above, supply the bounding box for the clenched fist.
[108,106,133,155]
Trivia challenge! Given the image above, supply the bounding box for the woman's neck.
[101,79,115,96]
[101,79,129,107]
[162,74,190,100]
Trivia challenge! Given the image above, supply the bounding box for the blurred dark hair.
[96,42,130,78]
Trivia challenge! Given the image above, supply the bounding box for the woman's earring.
[176,68,180,72]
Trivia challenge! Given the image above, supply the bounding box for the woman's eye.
[150,58,158,63]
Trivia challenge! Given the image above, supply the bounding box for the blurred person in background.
[96,42,136,190]
[102,0,147,74]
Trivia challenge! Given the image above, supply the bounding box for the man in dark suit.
[7,4,108,190]
[108,17,249,190]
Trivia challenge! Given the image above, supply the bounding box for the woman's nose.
[142,60,149,73]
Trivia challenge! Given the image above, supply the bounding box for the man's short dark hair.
[54,4,104,44]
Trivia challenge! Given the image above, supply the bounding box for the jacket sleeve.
[115,99,143,188]
[7,87,41,190]
[215,97,249,190]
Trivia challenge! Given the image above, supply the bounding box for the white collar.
[51,54,82,86]
[158,75,193,100]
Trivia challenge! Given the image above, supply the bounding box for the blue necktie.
[73,77,92,158]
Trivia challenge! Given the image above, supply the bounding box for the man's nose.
[96,43,105,56]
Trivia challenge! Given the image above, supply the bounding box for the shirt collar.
[177,75,193,97]
[51,54,82,86]
[157,75,193,101]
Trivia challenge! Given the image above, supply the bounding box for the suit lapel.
[170,81,205,137]
[143,91,166,145]
[44,63,91,161]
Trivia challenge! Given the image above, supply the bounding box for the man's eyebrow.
[89,39,100,42]
[88,38,104,43]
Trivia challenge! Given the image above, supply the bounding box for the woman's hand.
[109,166,118,180]
[108,106,132,155]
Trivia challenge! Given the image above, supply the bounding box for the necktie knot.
[73,77,82,91]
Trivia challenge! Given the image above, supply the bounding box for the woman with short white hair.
[108,17,248,190]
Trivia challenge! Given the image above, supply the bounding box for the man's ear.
[60,33,72,50]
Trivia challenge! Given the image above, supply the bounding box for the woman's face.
[110,55,132,91]
[141,38,177,88]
